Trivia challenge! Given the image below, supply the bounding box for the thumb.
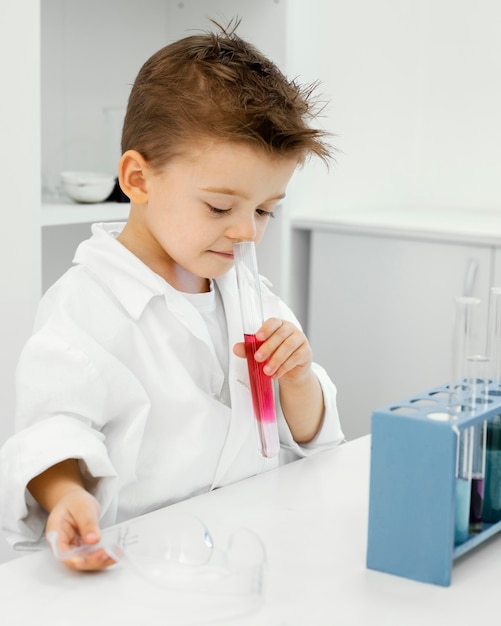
[233,341,246,358]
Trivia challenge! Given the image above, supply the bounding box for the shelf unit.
[40,201,131,293]
[40,200,130,227]
[367,383,501,586]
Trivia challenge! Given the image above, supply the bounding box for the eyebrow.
[200,187,286,202]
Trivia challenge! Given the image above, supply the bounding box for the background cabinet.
[297,225,496,441]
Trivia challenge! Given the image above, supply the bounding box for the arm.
[233,317,324,443]
[28,458,86,512]
[28,459,114,570]
[277,368,324,443]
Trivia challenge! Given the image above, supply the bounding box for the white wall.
[41,0,286,191]
[0,0,40,563]
[0,2,40,446]
[286,0,501,217]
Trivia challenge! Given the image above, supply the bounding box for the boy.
[0,21,343,570]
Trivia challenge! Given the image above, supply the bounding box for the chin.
[208,266,233,279]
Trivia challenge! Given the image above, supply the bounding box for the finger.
[256,318,283,342]
[255,321,298,363]
[265,336,307,378]
[255,322,311,377]
[47,512,82,554]
[64,548,116,571]
[232,341,246,358]
[46,490,101,553]
[66,493,102,546]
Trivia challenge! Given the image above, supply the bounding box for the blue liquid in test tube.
[455,476,471,544]
[455,426,473,545]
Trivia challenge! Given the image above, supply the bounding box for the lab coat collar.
[73,222,177,320]
[73,222,235,368]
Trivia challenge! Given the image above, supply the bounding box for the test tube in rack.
[450,296,481,411]
[484,415,501,522]
[484,287,501,521]
[233,241,280,458]
[455,426,473,544]
[487,287,501,395]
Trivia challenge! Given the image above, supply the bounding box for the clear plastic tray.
[47,513,266,623]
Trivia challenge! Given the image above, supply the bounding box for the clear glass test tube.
[469,420,487,533]
[484,288,501,522]
[484,415,501,523]
[455,426,473,545]
[487,287,501,394]
[464,351,489,533]
[233,241,280,458]
[450,296,481,411]
[465,354,490,411]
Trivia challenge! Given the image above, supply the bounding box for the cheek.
[254,222,270,245]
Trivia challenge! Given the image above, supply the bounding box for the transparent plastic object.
[233,241,280,458]
[450,296,481,410]
[487,287,501,394]
[48,513,266,623]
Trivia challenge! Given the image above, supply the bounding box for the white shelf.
[41,201,130,227]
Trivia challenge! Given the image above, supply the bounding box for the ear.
[118,150,150,204]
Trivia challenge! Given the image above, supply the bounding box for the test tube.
[483,415,501,523]
[483,288,501,522]
[487,287,501,394]
[465,354,490,411]
[465,355,488,533]
[233,241,280,458]
[455,426,473,544]
[450,296,481,411]
[469,420,487,533]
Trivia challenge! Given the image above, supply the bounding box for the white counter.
[1,436,501,625]
[293,207,501,246]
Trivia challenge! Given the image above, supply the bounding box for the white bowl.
[60,171,116,203]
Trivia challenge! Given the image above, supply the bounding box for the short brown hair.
[121,20,332,169]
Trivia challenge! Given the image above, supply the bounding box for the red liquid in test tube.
[243,334,276,424]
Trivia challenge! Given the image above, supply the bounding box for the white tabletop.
[2,435,501,625]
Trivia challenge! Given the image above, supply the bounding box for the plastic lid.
[48,513,266,624]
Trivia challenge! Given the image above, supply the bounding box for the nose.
[225,214,257,242]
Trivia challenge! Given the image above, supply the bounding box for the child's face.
[132,140,298,291]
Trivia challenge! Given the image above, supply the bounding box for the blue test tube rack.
[366,383,501,586]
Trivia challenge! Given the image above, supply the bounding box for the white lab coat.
[0,223,343,549]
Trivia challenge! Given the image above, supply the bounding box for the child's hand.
[46,488,115,571]
[233,317,313,384]
[234,317,324,443]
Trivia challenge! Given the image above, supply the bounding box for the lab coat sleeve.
[0,325,147,549]
[0,416,118,550]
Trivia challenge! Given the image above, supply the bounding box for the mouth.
[210,250,234,260]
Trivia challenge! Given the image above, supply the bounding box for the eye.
[208,205,232,216]
[256,208,275,219]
